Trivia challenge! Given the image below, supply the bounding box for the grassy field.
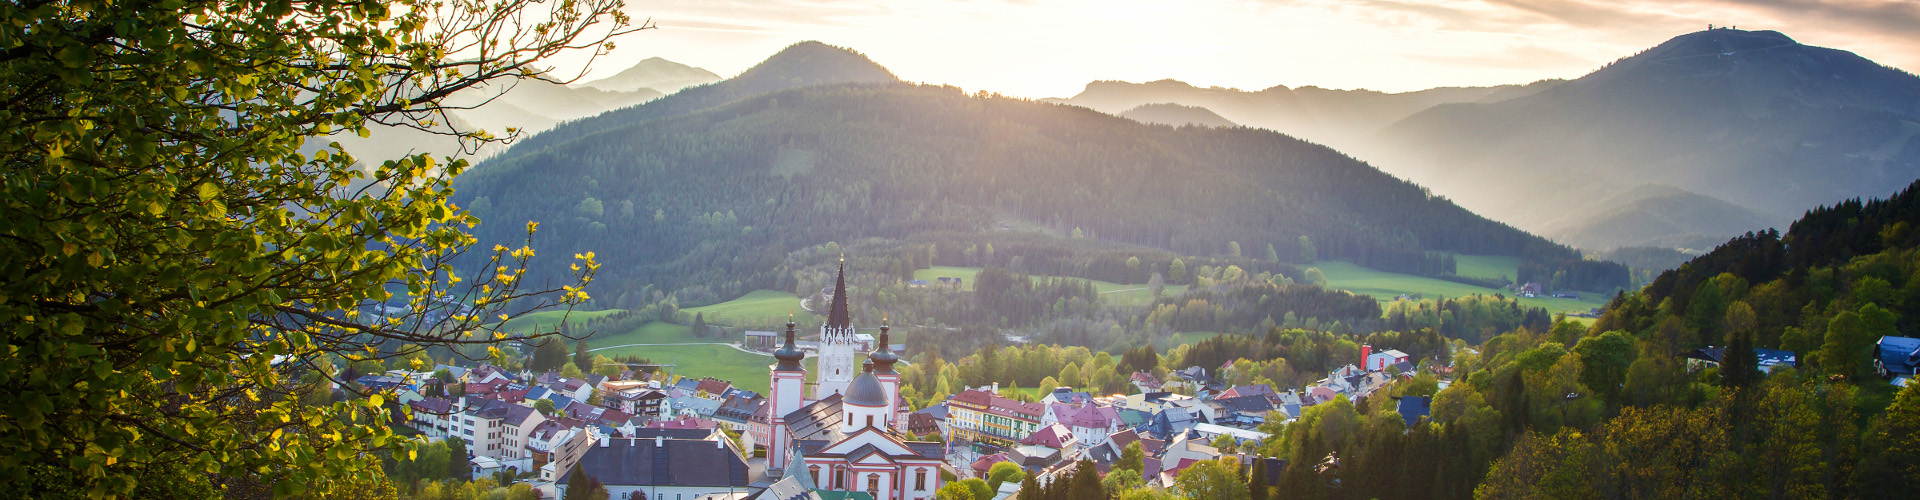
[586,321,701,346]
[1312,261,1609,316]
[913,266,1185,307]
[1453,255,1520,282]
[913,266,984,290]
[682,289,805,327]
[593,343,774,394]
[1160,331,1225,349]
[499,308,627,334]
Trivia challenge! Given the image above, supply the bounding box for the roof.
[1218,385,1276,400]
[827,260,851,328]
[1022,423,1075,448]
[1754,348,1798,367]
[845,372,889,407]
[1880,336,1920,374]
[784,394,846,442]
[571,437,749,487]
[1395,396,1431,427]
[1214,395,1275,414]
[951,390,1043,420]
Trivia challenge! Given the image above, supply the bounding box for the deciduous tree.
[0,0,630,495]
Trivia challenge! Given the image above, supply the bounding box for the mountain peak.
[580,56,721,93]
[736,41,898,85]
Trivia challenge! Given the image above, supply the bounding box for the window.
[834,467,846,489]
[809,465,820,486]
[916,468,927,490]
[867,474,880,498]
[866,416,874,429]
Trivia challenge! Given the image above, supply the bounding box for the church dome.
[844,371,888,408]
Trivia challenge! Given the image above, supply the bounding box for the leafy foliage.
[0,0,624,495]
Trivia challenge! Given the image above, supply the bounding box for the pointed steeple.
[827,256,851,329]
[869,316,899,374]
[774,314,805,371]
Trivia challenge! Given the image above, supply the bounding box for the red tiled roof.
[1022,424,1075,448]
[952,389,1043,419]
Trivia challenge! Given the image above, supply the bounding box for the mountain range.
[453,42,1622,305]
[1047,29,1920,260]
[1373,29,1920,253]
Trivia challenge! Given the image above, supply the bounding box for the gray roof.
[572,437,750,487]
[784,394,846,443]
[845,372,889,407]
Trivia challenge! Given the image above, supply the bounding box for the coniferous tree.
[1015,475,1042,500]
[692,312,708,339]
[1248,457,1268,500]
[1071,460,1104,499]
[446,439,469,481]
[574,340,594,373]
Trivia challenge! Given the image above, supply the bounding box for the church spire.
[827,256,851,329]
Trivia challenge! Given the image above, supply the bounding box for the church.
[766,261,946,500]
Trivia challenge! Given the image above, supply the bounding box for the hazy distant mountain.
[1119,103,1236,127]
[456,42,1625,301]
[496,41,900,156]
[1372,29,1920,251]
[443,77,661,136]
[1049,78,1558,151]
[579,57,722,94]
[1536,184,1776,251]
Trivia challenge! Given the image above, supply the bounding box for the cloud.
[1478,0,1680,28]
[1712,0,1920,40]
[1418,43,1595,70]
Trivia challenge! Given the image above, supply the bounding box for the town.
[363,257,1920,500]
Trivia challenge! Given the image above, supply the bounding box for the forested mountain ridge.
[1375,28,1920,253]
[454,67,1626,306]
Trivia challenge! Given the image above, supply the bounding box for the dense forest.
[451,43,1628,313]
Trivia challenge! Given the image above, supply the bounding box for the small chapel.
[766,260,946,500]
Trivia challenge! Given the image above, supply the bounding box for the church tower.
[814,259,861,399]
[767,317,807,471]
[869,319,906,432]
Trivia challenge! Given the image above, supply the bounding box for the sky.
[554,0,1920,98]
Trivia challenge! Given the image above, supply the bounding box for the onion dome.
[845,367,888,408]
[773,317,805,371]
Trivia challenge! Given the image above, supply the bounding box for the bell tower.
[814,258,860,399]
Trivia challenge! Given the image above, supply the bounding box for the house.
[1040,387,1094,405]
[1021,423,1077,450]
[650,414,716,430]
[1876,336,1920,379]
[1755,348,1799,373]
[970,452,1013,478]
[1157,432,1220,479]
[1129,371,1163,392]
[715,395,770,451]
[1189,422,1270,447]
[947,389,1045,445]
[1361,345,1410,372]
[1518,282,1544,297]
[531,422,593,484]
[557,434,752,500]
[666,395,723,418]
[745,330,780,350]
[1043,402,1124,448]
[696,377,735,400]
[908,405,946,437]
[1394,396,1432,427]
[907,280,929,288]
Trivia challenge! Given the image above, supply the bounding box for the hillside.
[578,56,722,94]
[1119,103,1236,128]
[1536,183,1777,251]
[1373,28,1920,252]
[1049,78,1559,152]
[454,42,1625,308]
